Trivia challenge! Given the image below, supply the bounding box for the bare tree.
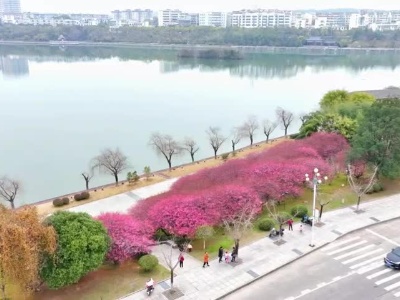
[231,127,242,152]
[239,115,259,146]
[81,169,94,190]
[206,127,226,159]
[149,133,182,170]
[160,243,180,289]
[265,200,301,241]
[317,190,346,220]
[182,137,199,163]
[0,177,20,209]
[347,163,378,211]
[299,112,308,125]
[276,107,294,137]
[91,148,129,185]
[262,119,278,143]
[222,203,258,256]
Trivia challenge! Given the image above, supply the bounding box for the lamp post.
[305,168,328,247]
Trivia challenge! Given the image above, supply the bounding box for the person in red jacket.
[203,251,210,267]
[287,218,294,231]
[179,252,185,268]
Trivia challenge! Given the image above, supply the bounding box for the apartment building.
[199,12,231,27]
[158,9,182,26]
[0,0,21,15]
[111,9,153,24]
[231,10,292,28]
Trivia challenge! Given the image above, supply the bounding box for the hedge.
[138,254,158,272]
[257,218,275,231]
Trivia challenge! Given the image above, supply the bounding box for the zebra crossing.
[323,236,400,298]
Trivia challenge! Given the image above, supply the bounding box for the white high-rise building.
[0,0,21,15]
[349,13,362,29]
[158,9,181,26]
[231,10,292,28]
[199,12,231,27]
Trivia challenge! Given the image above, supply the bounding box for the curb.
[216,214,400,300]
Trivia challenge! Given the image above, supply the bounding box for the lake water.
[1,45,400,206]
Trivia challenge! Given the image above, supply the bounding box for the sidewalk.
[67,178,178,217]
[121,194,400,300]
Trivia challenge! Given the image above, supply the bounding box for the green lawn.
[32,261,169,300]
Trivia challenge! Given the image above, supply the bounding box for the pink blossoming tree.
[97,213,153,263]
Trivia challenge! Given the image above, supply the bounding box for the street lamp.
[305,168,328,247]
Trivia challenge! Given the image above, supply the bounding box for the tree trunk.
[0,268,6,300]
[319,204,324,219]
[231,141,235,152]
[10,200,15,210]
[167,159,172,170]
[203,239,206,250]
[250,135,253,146]
[114,173,119,185]
[85,179,89,190]
[356,195,361,211]
[265,135,269,143]
[190,153,195,163]
[235,239,240,256]
[284,127,288,137]
[0,283,5,300]
[213,149,217,159]
[170,269,174,288]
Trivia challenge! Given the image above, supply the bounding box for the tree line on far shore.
[2,24,400,48]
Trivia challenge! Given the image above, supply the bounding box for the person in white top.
[146,278,154,293]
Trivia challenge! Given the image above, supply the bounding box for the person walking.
[287,218,294,231]
[218,246,223,263]
[179,253,185,268]
[231,247,237,262]
[203,251,210,268]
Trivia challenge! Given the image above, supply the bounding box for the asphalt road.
[222,219,400,300]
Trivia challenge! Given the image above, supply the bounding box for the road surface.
[223,219,400,300]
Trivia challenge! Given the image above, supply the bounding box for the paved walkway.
[119,193,400,300]
[67,178,178,216]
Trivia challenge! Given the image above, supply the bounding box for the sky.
[20,0,400,14]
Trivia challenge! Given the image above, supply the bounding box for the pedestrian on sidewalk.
[203,251,210,268]
[231,247,237,262]
[224,251,230,263]
[179,252,185,268]
[287,218,294,231]
[218,246,223,263]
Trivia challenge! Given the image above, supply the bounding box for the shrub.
[221,153,229,160]
[291,205,308,218]
[52,198,64,207]
[81,191,90,200]
[62,197,70,205]
[74,193,83,201]
[257,218,275,231]
[40,211,109,289]
[367,182,384,194]
[138,254,158,272]
[74,192,90,201]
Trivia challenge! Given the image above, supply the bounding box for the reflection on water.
[0,56,29,78]
[0,45,400,80]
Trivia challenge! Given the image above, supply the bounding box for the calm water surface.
[1,45,400,205]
